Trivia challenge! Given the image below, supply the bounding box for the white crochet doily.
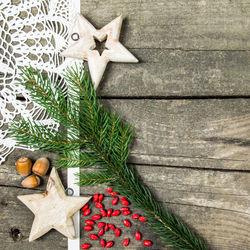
[0,0,80,164]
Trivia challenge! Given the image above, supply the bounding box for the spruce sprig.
[10,66,207,250]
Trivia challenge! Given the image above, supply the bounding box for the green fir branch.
[9,66,207,250]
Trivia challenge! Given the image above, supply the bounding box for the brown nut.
[21,175,40,188]
[32,157,50,176]
[16,157,32,176]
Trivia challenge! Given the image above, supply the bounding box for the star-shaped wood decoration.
[60,14,138,89]
[18,167,91,241]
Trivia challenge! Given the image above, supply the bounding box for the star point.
[60,14,138,89]
[18,167,91,241]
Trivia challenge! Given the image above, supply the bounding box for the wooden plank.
[80,0,250,50]
[2,98,250,171]
[104,98,250,170]
[1,165,249,249]
[98,49,250,97]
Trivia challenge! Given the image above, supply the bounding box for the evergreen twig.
[9,66,207,250]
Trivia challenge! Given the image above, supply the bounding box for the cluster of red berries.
[80,187,152,249]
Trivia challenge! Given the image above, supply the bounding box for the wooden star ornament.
[60,14,138,89]
[18,167,91,241]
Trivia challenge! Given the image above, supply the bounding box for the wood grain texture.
[103,99,250,170]
[1,161,249,249]
[80,0,250,50]
[98,49,250,97]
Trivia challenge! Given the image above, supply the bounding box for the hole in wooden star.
[93,37,108,56]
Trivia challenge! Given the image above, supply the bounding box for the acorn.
[21,175,40,188]
[16,157,32,176]
[32,157,49,176]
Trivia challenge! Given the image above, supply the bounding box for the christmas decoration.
[18,167,91,241]
[10,67,206,249]
[60,14,138,89]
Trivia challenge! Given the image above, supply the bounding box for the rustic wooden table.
[1,1,250,249]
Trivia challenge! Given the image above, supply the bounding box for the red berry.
[107,208,113,217]
[84,225,93,231]
[110,191,119,197]
[89,234,98,240]
[98,228,104,236]
[91,214,102,220]
[95,202,103,209]
[122,211,131,216]
[114,228,121,237]
[131,214,140,219]
[81,243,91,249]
[108,224,116,230]
[81,204,89,211]
[143,240,152,246]
[119,196,127,200]
[121,200,130,206]
[123,219,131,227]
[112,197,118,205]
[139,216,147,222]
[123,238,130,246]
[83,209,91,216]
[85,220,95,225]
[111,210,120,216]
[97,222,105,228]
[105,241,114,248]
[135,232,142,241]
[93,193,99,202]
[104,223,109,232]
[100,239,106,247]
[120,207,129,211]
[100,209,107,217]
[98,194,104,202]
[107,187,112,193]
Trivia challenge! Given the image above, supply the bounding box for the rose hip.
[105,241,114,248]
[98,194,104,202]
[85,219,95,225]
[143,240,152,246]
[123,238,130,247]
[139,216,147,222]
[107,187,112,193]
[100,239,106,247]
[123,219,131,227]
[100,209,107,217]
[83,209,91,216]
[107,208,113,217]
[95,202,103,209]
[81,243,91,249]
[89,234,98,240]
[135,232,142,241]
[111,210,120,216]
[108,224,116,230]
[112,197,118,205]
[91,214,102,220]
[97,222,105,228]
[93,193,99,202]
[122,211,131,216]
[120,207,129,211]
[114,228,121,237]
[98,228,104,236]
[121,200,130,206]
[104,223,109,232]
[119,196,127,200]
[84,225,93,231]
[110,191,119,197]
[81,204,89,211]
[131,214,140,219]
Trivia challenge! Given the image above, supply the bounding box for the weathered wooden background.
[1,0,250,249]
